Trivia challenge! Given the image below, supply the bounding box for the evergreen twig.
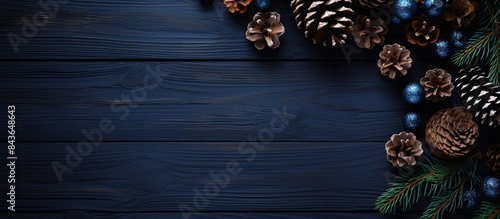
[452,0,500,85]
[375,156,480,217]
[375,164,433,214]
[474,201,500,219]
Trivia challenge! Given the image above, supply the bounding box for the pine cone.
[405,14,440,48]
[425,107,479,160]
[419,68,454,103]
[385,132,423,167]
[290,0,354,47]
[377,43,412,79]
[352,15,389,49]
[456,66,500,127]
[486,143,500,177]
[443,0,478,29]
[246,12,285,50]
[224,0,253,14]
[353,0,395,9]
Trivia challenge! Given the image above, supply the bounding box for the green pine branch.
[452,0,500,85]
[421,163,481,219]
[376,156,480,216]
[375,165,433,215]
[474,201,500,219]
[427,155,481,196]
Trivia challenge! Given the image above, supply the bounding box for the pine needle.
[452,0,500,85]
[474,201,500,219]
[375,156,480,216]
[375,166,434,215]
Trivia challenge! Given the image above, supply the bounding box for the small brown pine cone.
[377,43,412,79]
[443,0,478,29]
[246,12,285,50]
[405,14,440,48]
[224,0,253,14]
[419,68,454,103]
[486,143,500,177]
[385,132,423,167]
[425,107,479,160]
[353,0,395,9]
[352,15,389,49]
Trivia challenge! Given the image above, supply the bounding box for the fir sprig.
[452,0,500,85]
[376,156,480,217]
[427,155,481,195]
[375,164,434,214]
[474,201,500,219]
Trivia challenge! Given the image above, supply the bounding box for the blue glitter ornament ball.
[255,0,271,10]
[451,30,467,48]
[483,176,500,199]
[403,112,421,131]
[391,16,403,25]
[403,82,425,105]
[422,0,445,17]
[435,40,452,58]
[463,188,481,209]
[393,0,417,21]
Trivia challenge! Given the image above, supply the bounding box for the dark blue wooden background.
[0,0,498,218]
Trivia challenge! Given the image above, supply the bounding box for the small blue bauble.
[403,112,421,131]
[423,0,445,17]
[393,0,418,21]
[255,0,271,10]
[435,40,452,58]
[463,188,481,209]
[451,30,467,48]
[391,16,403,25]
[483,176,500,199]
[403,82,425,105]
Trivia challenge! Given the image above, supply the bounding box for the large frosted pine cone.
[291,0,354,47]
[456,66,500,127]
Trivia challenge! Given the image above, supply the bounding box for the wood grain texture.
[0,212,473,219]
[0,0,439,60]
[9,142,394,212]
[0,1,497,218]
[5,61,497,143]
[2,141,479,218]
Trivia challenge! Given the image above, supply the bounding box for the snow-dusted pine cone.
[456,66,500,127]
[291,0,354,47]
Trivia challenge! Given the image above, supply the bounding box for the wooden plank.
[0,0,438,60]
[8,142,399,212]
[1,61,481,142]
[5,141,484,216]
[0,212,471,219]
